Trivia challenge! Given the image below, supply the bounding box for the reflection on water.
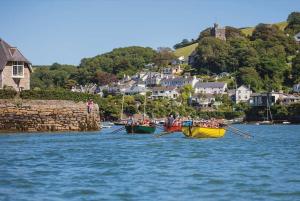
[0,125,299,201]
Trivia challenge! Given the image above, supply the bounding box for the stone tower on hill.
[212,23,226,41]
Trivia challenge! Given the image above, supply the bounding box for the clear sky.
[0,0,299,65]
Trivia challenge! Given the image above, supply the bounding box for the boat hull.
[125,125,156,134]
[182,126,226,138]
[164,125,182,132]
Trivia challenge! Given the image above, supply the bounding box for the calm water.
[0,125,299,201]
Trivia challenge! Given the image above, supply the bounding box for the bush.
[20,89,101,103]
[0,89,17,99]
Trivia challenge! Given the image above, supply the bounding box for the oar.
[155,131,173,138]
[109,126,125,134]
[227,125,252,138]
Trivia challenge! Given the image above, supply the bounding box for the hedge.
[20,89,101,103]
[0,89,18,99]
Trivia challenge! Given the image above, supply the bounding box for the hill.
[174,21,289,59]
[240,21,288,36]
[174,43,198,59]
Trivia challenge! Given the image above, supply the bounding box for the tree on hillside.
[173,39,192,49]
[154,47,177,67]
[79,46,157,78]
[193,37,231,74]
[285,11,300,35]
[225,26,245,39]
[180,84,194,104]
[94,71,118,86]
[251,24,297,55]
[197,27,212,41]
[292,54,300,83]
[237,67,262,92]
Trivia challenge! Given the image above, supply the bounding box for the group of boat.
[112,117,227,139]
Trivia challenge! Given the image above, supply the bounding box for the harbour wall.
[0,99,100,132]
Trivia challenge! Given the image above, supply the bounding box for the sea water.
[0,125,299,201]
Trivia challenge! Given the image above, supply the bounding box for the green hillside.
[241,21,288,36]
[175,21,289,58]
[174,43,198,58]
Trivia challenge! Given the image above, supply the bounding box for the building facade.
[151,86,179,99]
[194,82,227,94]
[0,38,31,91]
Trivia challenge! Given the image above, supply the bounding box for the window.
[12,61,24,77]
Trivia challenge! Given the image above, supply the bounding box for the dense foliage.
[31,63,77,89]
[0,89,18,99]
[20,89,101,103]
[78,46,157,79]
[191,12,300,92]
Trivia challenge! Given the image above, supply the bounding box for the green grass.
[241,21,288,36]
[174,43,198,58]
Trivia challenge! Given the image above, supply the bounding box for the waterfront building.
[0,38,32,91]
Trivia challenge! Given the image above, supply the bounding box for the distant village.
[70,23,300,111]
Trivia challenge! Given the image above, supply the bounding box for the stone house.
[0,38,32,91]
[151,86,179,100]
[194,82,227,94]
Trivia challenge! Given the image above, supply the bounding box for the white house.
[151,86,179,100]
[124,83,148,95]
[194,82,227,94]
[161,76,199,88]
[230,85,252,103]
[293,83,300,93]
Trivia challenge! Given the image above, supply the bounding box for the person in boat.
[127,116,134,125]
[167,114,174,127]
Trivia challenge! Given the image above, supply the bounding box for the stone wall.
[0,99,100,132]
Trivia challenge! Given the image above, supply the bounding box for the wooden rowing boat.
[182,126,226,138]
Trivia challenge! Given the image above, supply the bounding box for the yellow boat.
[182,126,226,138]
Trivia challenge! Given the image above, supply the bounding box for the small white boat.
[282,121,291,124]
[257,120,273,125]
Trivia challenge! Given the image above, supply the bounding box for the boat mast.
[143,93,146,122]
[120,92,124,120]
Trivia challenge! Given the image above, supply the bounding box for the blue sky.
[0,0,299,65]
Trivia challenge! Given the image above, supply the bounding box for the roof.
[161,76,195,82]
[195,82,226,88]
[152,86,177,91]
[0,38,31,71]
[125,85,148,93]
